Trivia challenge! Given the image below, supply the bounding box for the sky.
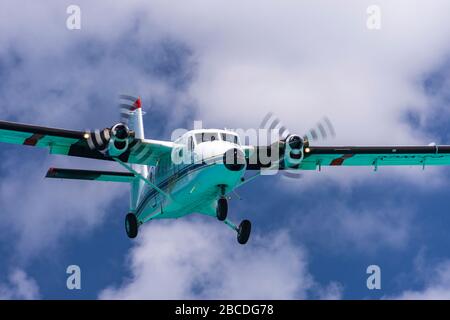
[1,0,450,299]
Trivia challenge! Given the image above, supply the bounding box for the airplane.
[2,95,450,245]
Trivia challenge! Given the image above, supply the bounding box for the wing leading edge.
[245,144,450,170]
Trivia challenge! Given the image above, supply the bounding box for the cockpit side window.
[221,133,239,144]
[188,136,194,151]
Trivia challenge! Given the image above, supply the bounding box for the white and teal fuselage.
[130,128,245,224]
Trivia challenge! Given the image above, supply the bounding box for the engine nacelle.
[108,123,131,156]
[284,134,304,168]
[111,123,130,141]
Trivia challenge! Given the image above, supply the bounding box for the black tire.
[216,197,228,221]
[237,220,251,245]
[125,213,138,239]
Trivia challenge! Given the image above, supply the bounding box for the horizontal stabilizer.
[46,168,135,183]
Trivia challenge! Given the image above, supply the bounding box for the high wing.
[0,120,173,165]
[245,144,450,170]
[300,145,450,170]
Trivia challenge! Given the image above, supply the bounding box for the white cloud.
[99,220,341,299]
[315,282,344,300]
[0,0,194,259]
[149,0,450,138]
[0,0,449,298]
[292,201,414,253]
[142,0,450,186]
[393,260,450,299]
[0,153,124,259]
[0,3,448,259]
[0,269,40,300]
[2,1,448,146]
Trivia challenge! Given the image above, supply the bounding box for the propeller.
[259,112,336,179]
[83,94,142,153]
[260,112,335,144]
[84,128,111,153]
[119,94,142,125]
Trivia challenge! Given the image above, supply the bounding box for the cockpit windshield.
[195,132,219,144]
[193,131,240,145]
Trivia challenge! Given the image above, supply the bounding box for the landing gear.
[217,185,251,244]
[216,185,228,221]
[237,220,251,245]
[216,197,228,221]
[125,213,138,239]
[223,218,252,245]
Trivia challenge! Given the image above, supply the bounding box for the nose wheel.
[125,213,138,239]
[216,197,228,221]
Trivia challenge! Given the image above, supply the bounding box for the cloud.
[393,260,450,299]
[0,152,124,260]
[3,1,446,148]
[290,199,415,253]
[142,0,450,186]
[0,0,449,299]
[149,0,450,136]
[0,2,448,261]
[0,0,196,260]
[99,220,341,299]
[315,282,344,300]
[0,269,40,300]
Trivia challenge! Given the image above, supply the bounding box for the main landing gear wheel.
[216,197,228,221]
[125,213,138,239]
[237,220,251,245]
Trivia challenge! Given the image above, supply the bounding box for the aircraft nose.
[223,148,246,171]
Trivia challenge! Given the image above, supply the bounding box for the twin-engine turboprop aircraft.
[2,96,450,244]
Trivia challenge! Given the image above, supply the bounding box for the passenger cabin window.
[221,133,239,144]
[195,132,219,144]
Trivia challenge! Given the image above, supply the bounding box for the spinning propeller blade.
[84,94,142,152]
[259,112,336,179]
[118,94,142,125]
[260,112,291,140]
[84,128,111,152]
[303,116,335,143]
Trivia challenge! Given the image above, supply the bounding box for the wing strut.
[113,157,173,201]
